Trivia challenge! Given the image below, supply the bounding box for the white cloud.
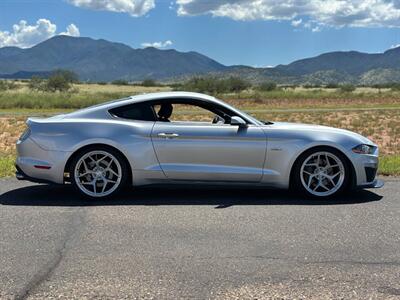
[141,40,173,49]
[60,24,80,37]
[68,0,155,16]
[390,43,400,49]
[0,19,80,48]
[176,0,400,29]
[291,19,302,27]
[312,26,321,32]
[0,19,56,48]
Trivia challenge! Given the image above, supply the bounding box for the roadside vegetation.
[0,75,399,177]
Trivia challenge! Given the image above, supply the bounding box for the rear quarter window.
[109,102,156,121]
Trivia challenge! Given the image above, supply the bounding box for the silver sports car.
[16,91,383,198]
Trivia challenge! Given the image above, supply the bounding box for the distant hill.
[0,36,226,81]
[1,35,400,85]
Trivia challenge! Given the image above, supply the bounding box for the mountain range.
[0,35,399,85]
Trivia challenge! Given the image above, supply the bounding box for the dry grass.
[222,97,400,110]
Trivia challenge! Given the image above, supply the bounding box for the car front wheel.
[293,147,350,198]
[70,146,128,198]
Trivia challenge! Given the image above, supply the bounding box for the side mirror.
[230,116,247,127]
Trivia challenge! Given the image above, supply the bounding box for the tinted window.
[110,102,156,121]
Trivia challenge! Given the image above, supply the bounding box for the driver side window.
[153,102,227,124]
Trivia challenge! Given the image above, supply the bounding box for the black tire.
[291,146,351,198]
[69,145,129,199]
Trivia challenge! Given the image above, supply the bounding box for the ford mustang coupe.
[16,92,383,198]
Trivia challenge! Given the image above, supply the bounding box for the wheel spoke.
[313,181,321,191]
[101,178,108,193]
[325,175,336,186]
[106,167,119,177]
[107,159,114,168]
[329,171,342,179]
[307,174,314,187]
[325,154,330,167]
[92,179,98,195]
[88,155,97,164]
[96,155,107,165]
[320,181,330,191]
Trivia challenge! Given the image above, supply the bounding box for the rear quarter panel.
[29,119,161,183]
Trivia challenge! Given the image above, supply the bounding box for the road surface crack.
[15,208,86,300]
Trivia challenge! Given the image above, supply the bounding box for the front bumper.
[350,150,382,188]
[357,178,384,189]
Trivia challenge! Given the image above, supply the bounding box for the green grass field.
[0,83,399,177]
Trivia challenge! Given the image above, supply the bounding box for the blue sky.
[1,0,400,67]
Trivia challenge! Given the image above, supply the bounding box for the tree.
[45,73,72,92]
[52,69,79,84]
[339,84,356,93]
[182,76,250,94]
[258,81,277,91]
[141,79,157,87]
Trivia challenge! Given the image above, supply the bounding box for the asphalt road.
[1,178,399,299]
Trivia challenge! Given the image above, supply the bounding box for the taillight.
[19,128,31,142]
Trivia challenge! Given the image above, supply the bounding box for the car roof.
[65,92,219,117]
[114,91,218,107]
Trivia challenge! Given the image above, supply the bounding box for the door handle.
[158,133,179,138]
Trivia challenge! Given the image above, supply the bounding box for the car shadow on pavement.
[0,183,383,208]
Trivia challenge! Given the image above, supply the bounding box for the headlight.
[352,144,376,155]
[19,128,31,142]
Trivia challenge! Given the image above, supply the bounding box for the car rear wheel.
[293,147,350,198]
[70,147,128,198]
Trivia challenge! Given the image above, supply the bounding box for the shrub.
[225,77,250,92]
[141,79,157,87]
[112,79,129,85]
[182,76,250,94]
[390,83,400,91]
[170,83,183,91]
[28,69,78,92]
[326,83,339,89]
[46,73,72,92]
[28,76,46,91]
[52,69,79,84]
[339,84,356,93]
[0,80,20,91]
[257,81,277,91]
[0,80,8,91]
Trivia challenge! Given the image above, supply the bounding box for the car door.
[151,103,267,182]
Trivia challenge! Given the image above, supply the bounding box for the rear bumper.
[16,137,71,184]
[15,165,56,184]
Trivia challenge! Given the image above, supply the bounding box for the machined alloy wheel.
[72,149,125,198]
[299,151,345,197]
[292,147,350,198]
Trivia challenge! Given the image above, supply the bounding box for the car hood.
[265,121,374,145]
